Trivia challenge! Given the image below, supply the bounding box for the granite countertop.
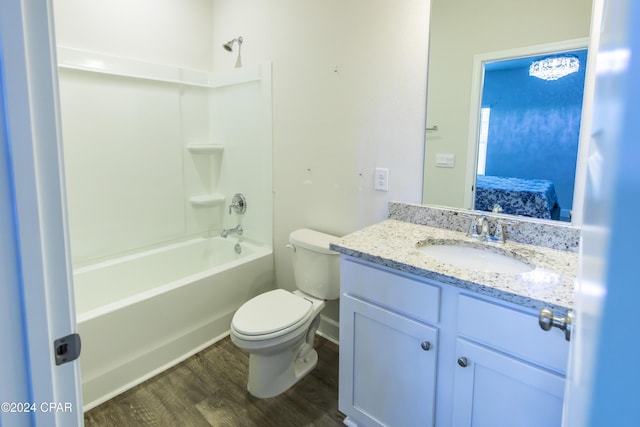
[330,219,578,315]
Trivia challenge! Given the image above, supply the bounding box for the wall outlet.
[375,167,389,191]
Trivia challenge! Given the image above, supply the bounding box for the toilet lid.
[232,289,313,336]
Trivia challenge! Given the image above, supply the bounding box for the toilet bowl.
[230,228,340,398]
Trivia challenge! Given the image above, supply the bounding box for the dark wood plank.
[84,336,345,427]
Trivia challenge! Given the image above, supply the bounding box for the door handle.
[538,308,573,341]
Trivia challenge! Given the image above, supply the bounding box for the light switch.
[435,153,455,168]
[374,167,389,191]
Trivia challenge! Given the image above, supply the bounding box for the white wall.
[211,0,430,329]
[423,0,593,208]
[53,0,214,70]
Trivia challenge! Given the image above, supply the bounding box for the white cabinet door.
[339,294,438,427]
[453,338,565,427]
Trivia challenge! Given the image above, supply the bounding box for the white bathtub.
[74,236,274,411]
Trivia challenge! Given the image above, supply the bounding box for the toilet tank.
[289,229,340,300]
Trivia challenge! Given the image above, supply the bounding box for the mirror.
[422,0,593,222]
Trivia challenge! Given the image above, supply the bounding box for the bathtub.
[74,236,274,411]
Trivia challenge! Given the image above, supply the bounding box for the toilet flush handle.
[285,244,296,252]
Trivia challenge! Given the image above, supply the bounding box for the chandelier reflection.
[529,56,580,81]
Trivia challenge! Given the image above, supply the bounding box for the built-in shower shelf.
[187,144,224,154]
[189,194,225,207]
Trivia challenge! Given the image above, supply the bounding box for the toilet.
[230,228,340,398]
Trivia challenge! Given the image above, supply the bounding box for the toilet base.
[294,347,318,380]
[247,342,318,398]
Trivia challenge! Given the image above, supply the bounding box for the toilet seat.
[232,289,313,339]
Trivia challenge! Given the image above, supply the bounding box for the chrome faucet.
[492,219,508,243]
[465,214,489,239]
[228,193,247,215]
[463,213,480,238]
[221,224,243,238]
[478,215,490,240]
[464,213,513,243]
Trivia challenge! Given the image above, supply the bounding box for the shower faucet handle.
[228,193,247,215]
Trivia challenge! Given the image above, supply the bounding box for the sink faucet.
[478,215,490,240]
[464,214,513,243]
[221,224,243,238]
[463,214,480,238]
[492,220,508,243]
[465,214,489,240]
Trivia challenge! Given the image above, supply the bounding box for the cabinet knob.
[420,341,432,351]
[457,357,469,368]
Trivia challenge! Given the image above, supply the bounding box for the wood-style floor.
[84,336,345,427]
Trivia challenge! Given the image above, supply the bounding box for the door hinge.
[53,333,81,366]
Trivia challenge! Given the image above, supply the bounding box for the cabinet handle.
[457,357,469,368]
[420,341,432,351]
[538,308,573,341]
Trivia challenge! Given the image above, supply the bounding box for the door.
[453,339,565,427]
[0,0,83,425]
[564,0,640,425]
[0,48,32,427]
[339,295,438,427]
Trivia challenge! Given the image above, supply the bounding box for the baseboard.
[343,416,359,427]
[316,314,339,346]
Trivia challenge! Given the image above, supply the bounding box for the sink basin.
[416,240,534,274]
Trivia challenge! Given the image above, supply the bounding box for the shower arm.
[223,36,243,68]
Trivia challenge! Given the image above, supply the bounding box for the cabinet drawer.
[457,294,569,373]
[341,258,440,324]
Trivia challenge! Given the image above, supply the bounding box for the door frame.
[0,0,83,425]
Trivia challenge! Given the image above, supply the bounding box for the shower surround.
[57,48,273,409]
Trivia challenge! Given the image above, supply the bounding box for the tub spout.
[221,225,243,238]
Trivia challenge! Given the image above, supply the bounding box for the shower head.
[223,36,243,52]
[222,36,244,68]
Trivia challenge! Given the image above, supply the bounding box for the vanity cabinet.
[339,257,570,427]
